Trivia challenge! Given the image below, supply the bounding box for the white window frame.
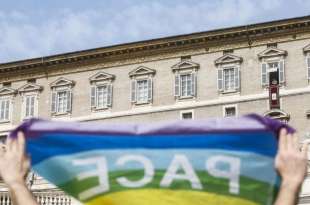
[51,86,72,116]
[223,104,238,118]
[306,54,310,81]
[131,76,153,105]
[96,84,109,109]
[21,93,39,120]
[261,57,285,87]
[0,97,12,123]
[174,70,197,100]
[180,110,194,120]
[135,79,149,104]
[91,82,113,111]
[218,64,240,93]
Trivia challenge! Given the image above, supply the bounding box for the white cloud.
[0,0,308,63]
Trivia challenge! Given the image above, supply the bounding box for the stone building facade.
[0,16,310,204]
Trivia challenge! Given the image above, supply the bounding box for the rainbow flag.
[10,114,294,205]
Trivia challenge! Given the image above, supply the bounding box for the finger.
[10,137,18,152]
[302,142,309,158]
[17,132,25,157]
[278,128,287,151]
[287,133,294,151]
[292,134,299,151]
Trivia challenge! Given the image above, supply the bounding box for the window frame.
[22,93,38,120]
[218,64,240,93]
[306,54,310,81]
[180,110,194,120]
[51,86,72,116]
[223,104,238,118]
[0,97,11,123]
[179,73,193,98]
[261,57,285,87]
[135,78,149,104]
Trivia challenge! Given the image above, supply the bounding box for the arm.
[0,132,38,205]
[274,128,308,205]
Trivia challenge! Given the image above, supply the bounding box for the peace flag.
[10,114,294,205]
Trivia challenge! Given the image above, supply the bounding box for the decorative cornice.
[129,66,156,77]
[89,71,115,82]
[0,87,17,96]
[1,15,310,73]
[258,47,287,59]
[214,54,243,65]
[171,60,200,71]
[18,83,43,93]
[50,77,75,88]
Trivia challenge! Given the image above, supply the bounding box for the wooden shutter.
[131,80,136,102]
[235,67,240,90]
[191,72,197,96]
[148,78,153,102]
[4,100,9,120]
[66,90,72,112]
[261,63,268,86]
[25,96,30,117]
[279,60,285,83]
[90,86,96,108]
[107,84,112,107]
[174,74,180,96]
[308,57,310,79]
[217,69,223,91]
[51,92,57,113]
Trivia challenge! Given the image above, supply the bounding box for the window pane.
[180,74,192,97]
[182,112,193,119]
[225,107,236,117]
[0,99,9,120]
[136,80,148,103]
[25,96,35,117]
[97,86,108,108]
[57,91,67,113]
[224,68,235,91]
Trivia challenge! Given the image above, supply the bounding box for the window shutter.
[51,92,57,113]
[235,67,240,90]
[148,78,153,102]
[26,96,30,117]
[307,57,310,79]
[261,63,268,86]
[191,72,197,96]
[90,86,96,108]
[66,90,72,112]
[174,74,180,96]
[279,60,285,83]
[107,84,112,107]
[217,69,223,91]
[131,80,136,102]
[5,100,9,120]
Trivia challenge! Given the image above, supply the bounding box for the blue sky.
[0,0,310,63]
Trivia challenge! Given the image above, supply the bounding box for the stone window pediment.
[89,71,115,83]
[215,54,243,65]
[18,83,43,93]
[258,48,287,59]
[0,87,17,96]
[171,60,199,71]
[50,77,75,88]
[129,66,156,77]
[303,44,310,53]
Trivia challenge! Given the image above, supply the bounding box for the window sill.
[177,96,195,100]
[0,120,10,124]
[52,112,71,117]
[91,107,111,112]
[135,101,151,105]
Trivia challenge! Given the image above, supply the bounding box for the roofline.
[1,15,310,72]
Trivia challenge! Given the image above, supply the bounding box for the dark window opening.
[182,112,193,120]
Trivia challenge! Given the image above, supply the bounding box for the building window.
[223,105,237,117]
[50,77,74,115]
[0,98,10,122]
[24,95,35,118]
[180,74,193,97]
[261,61,285,86]
[136,79,149,103]
[180,110,194,120]
[307,56,310,80]
[218,67,240,92]
[91,84,112,109]
[131,78,152,104]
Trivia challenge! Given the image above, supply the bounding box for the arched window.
[264,109,290,123]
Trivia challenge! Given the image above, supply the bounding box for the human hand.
[275,128,308,191]
[0,132,30,188]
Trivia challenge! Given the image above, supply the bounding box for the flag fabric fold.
[10,114,294,205]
